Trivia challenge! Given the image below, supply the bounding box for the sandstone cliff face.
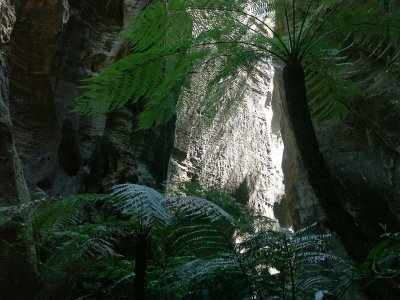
[1,0,399,249]
[0,1,30,206]
[168,63,287,222]
[0,46,29,206]
[1,0,173,196]
[1,0,286,222]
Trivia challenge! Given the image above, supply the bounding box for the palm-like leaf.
[75,0,400,128]
[42,223,116,279]
[237,223,352,298]
[166,195,236,224]
[1,183,355,298]
[111,184,172,228]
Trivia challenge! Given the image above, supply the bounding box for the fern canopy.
[75,0,400,126]
[0,183,356,299]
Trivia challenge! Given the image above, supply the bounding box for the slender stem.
[299,0,346,61]
[289,258,296,300]
[185,6,291,57]
[282,269,286,299]
[284,1,293,52]
[133,228,150,299]
[295,0,314,54]
[292,0,296,52]
[284,238,296,300]
[194,41,287,62]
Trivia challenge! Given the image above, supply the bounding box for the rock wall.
[0,0,30,207]
[1,0,173,197]
[2,0,399,247]
[2,0,286,221]
[0,44,29,206]
[168,62,287,222]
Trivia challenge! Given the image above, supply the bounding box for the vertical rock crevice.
[168,62,286,221]
[0,29,37,298]
[2,0,172,196]
[0,44,29,206]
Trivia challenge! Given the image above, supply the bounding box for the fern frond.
[304,48,361,122]
[75,0,289,128]
[31,194,107,241]
[171,256,241,280]
[169,223,233,256]
[41,223,116,280]
[173,182,255,231]
[111,184,172,228]
[166,196,236,225]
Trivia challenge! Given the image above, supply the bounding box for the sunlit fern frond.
[163,195,240,257]
[236,222,352,299]
[74,0,400,128]
[153,255,249,299]
[165,196,236,224]
[111,184,172,228]
[168,222,233,256]
[75,0,288,129]
[173,181,255,231]
[171,255,241,280]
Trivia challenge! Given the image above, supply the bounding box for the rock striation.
[1,0,399,267]
[168,63,287,222]
[1,0,173,196]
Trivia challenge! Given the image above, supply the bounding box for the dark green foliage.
[239,223,351,299]
[74,2,400,279]
[0,184,353,299]
[76,0,400,125]
[357,231,400,286]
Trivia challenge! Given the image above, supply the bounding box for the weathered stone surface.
[0,31,37,298]
[0,46,29,206]
[168,63,286,222]
[1,1,399,280]
[8,0,69,160]
[1,0,170,196]
[85,105,175,192]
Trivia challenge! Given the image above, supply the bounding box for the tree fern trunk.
[134,233,148,299]
[282,59,370,264]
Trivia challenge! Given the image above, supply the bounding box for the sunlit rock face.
[168,61,287,223]
[2,0,172,196]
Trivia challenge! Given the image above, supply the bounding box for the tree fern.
[173,181,255,232]
[111,184,172,228]
[75,0,400,129]
[1,183,355,299]
[237,223,352,299]
[41,223,117,281]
